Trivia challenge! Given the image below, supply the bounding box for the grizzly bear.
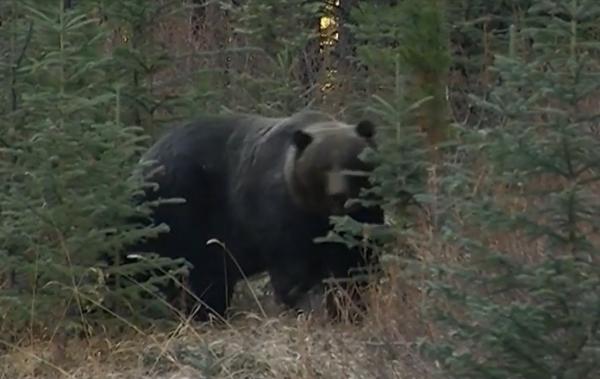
[131,110,383,320]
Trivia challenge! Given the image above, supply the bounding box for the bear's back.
[225,110,338,177]
[141,110,336,166]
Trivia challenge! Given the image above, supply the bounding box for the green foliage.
[446,0,531,73]
[445,0,532,127]
[227,0,325,115]
[426,0,600,377]
[0,0,184,336]
[97,0,188,133]
[324,0,450,284]
[224,47,316,115]
[348,0,450,157]
[351,0,450,84]
[233,0,322,55]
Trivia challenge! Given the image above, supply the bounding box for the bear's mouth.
[329,194,346,215]
[331,204,345,216]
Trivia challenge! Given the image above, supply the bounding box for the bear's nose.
[327,171,347,195]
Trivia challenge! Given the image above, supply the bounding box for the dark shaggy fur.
[130,110,383,320]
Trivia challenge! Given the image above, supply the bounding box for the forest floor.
[1,275,436,379]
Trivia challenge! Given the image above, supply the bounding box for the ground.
[1,272,435,379]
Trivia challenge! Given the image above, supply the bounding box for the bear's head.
[284,118,377,216]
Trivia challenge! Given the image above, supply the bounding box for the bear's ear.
[355,120,375,139]
[292,130,313,151]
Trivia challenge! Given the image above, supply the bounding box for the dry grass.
[0,274,437,379]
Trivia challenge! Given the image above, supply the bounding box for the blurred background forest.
[1,0,600,378]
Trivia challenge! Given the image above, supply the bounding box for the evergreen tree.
[446,0,532,127]
[426,1,600,377]
[0,0,184,336]
[98,0,189,134]
[320,0,449,319]
[227,0,325,115]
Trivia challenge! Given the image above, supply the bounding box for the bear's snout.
[326,171,347,196]
[326,171,350,215]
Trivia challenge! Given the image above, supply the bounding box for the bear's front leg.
[268,264,321,310]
